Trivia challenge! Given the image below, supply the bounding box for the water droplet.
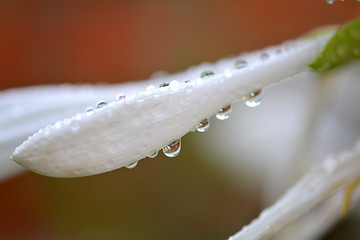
[10,105,22,118]
[326,0,334,4]
[163,139,181,157]
[96,101,107,108]
[196,119,210,132]
[260,53,269,60]
[185,80,191,83]
[116,94,125,101]
[85,107,94,116]
[200,71,214,78]
[159,82,169,88]
[216,105,232,120]
[125,161,138,169]
[285,43,296,51]
[234,59,247,69]
[243,89,262,107]
[147,151,159,158]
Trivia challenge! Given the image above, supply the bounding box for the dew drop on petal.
[285,43,296,51]
[243,90,262,107]
[200,71,214,78]
[216,105,232,120]
[163,139,181,157]
[85,107,94,116]
[326,0,334,4]
[260,53,269,60]
[125,161,138,169]
[159,82,169,88]
[116,94,126,101]
[196,119,210,132]
[147,151,159,159]
[96,101,107,109]
[234,59,247,69]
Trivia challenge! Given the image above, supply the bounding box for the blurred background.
[0,1,360,239]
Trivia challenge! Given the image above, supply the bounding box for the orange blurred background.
[0,1,359,240]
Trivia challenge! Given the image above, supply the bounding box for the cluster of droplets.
[97,57,265,169]
[84,94,126,116]
[84,101,107,116]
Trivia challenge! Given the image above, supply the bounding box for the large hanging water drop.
[234,59,247,69]
[147,151,159,159]
[163,139,181,157]
[96,101,107,109]
[216,105,232,120]
[200,71,214,78]
[196,119,210,132]
[243,90,262,107]
[125,161,138,169]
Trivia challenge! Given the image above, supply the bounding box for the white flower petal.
[228,141,360,240]
[11,34,331,177]
[0,84,130,180]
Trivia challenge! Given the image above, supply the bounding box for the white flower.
[10,33,330,178]
[2,28,360,240]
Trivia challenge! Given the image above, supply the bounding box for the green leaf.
[309,18,360,73]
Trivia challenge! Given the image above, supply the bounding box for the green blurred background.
[0,1,359,239]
